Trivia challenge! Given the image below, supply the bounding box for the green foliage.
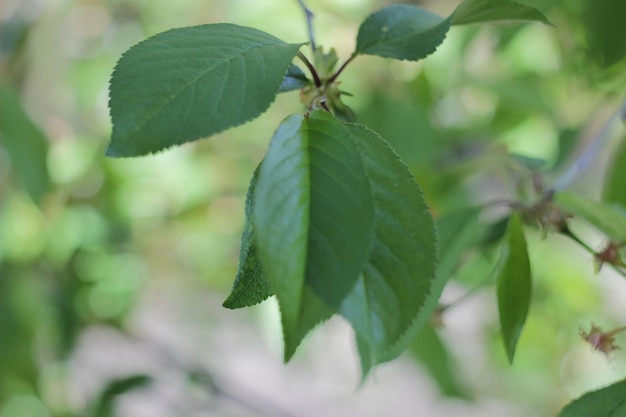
[1,0,619,414]
[279,63,311,93]
[222,167,270,309]
[409,324,465,397]
[556,192,626,242]
[496,213,531,364]
[356,207,482,376]
[581,0,626,68]
[339,123,435,364]
[603,138,626,208]
[254,111,376,358]
[355,5,451,61]
[451,0,552,26]
[0,84,50,203]
[556,379,626,417]
[107,24,303,157]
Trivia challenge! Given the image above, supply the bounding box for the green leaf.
[557,380,626,417]
[279,63,310,93]
[604,137,626,208]
[496,213,532,364]
[222,167,272,309]
[556,192,626,242]
[313,47,339,79]
[338,124,436,364]
[0,83,50,203]
[581,0,626,68]
[254,111,375,360]
[355,5,450,61]
[357,207,482,377]
[107,24,303,157]
[409,324,466,397]
[451,0,552,26]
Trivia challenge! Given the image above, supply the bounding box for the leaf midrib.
[359,17,448,52]
[116,41,282,141]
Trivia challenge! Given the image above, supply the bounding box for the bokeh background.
[1,0,625,416]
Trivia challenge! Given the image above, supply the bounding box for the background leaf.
[451,0,552,26]
[339,124,436,366]
[355,5,450,61]
[580,0,626,68]
[279,63,310,93]
[556,191,626,242]
[107,24,303,157]
[556,380,626,417]
[496,213,532,364]
[254,111,374,360]
[0,83,50,203]
[409,324,466,397]
[603,137,626,209]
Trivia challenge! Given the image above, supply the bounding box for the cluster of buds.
[517,193,571,239]
[594,241,626,272]
[300,47,356,122]
[579,323,626,355]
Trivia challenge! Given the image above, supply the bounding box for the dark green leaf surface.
[581,0,626,68]
[254,111,374,360]
[451,0,552,26]
[410,324,466,397]
[355,5,450,61]
[339,124,436,364]
[0,84,50,203]
[556,192,626,242]
[222,167,272,309]
[279,63,310,93]
[358,207,481,377]
[496,213,531,364]
[557,380,626,417]
[107,24,303,157]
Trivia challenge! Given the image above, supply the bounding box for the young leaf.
[355,5,451,61]
[107,24,303,157]
[0,84,50,203]
[556,192,626,242]
[556,380,626,417]
[496,213,532,364]
[254,111,375,360]
[279,63,310,93]
[338,124,436,361]
[222,167,272,309]
[451,0,552,26]
[357,207,482,377]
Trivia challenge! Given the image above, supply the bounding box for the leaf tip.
[104,143,122,158]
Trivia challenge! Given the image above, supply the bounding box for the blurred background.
[1,0,625,416]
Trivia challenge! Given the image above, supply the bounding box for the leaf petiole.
[297,51,321,87]
[327,54,357,84]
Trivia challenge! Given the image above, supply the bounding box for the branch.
[296,0,316,51]
[551,98,626,193]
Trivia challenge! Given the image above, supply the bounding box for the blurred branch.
[296,0,316,51]
[131,334,300,417]
[552,98,626,193]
